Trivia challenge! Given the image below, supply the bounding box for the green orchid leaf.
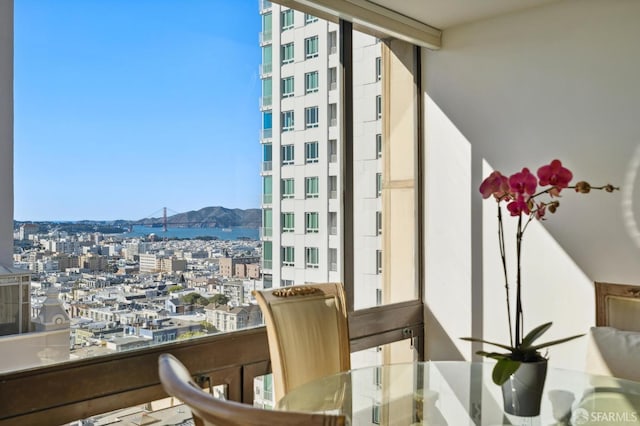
[530,333,585,351]
[460,337,515,352]
[520,322,553,349]
[476,351,509,361]
[492,358,521,386]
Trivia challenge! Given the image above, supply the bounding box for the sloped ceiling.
[367,0,558,29]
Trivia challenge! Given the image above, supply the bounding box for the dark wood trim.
[340,18,355,312]
[0,301,423,425]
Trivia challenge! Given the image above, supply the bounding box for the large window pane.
[352,32,419,310]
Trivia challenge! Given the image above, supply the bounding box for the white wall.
[423,0,640,370]
[0,0,13,268]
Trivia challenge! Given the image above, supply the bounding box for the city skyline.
[13,0,262,222]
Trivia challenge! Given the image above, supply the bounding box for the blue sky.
[14,0,262,221]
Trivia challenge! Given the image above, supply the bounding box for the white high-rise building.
[259,2,382,302]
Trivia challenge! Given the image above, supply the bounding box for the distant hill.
[134,206,261,229]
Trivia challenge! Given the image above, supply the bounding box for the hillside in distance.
[133,206,261,229]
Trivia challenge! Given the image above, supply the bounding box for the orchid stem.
[497,206,513,347]
[515,214,523,347]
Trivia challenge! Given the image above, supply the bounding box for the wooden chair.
[586,282,640,382]
[157,353,345,426]
[253,283,350,403]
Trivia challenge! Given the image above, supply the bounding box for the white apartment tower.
[259,1,382,305]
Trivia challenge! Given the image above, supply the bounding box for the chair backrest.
[253,283,350,403]
[157,353,345,426]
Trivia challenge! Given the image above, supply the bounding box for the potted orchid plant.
[461,159,618,415]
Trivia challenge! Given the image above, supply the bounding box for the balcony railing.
[260,227,272,238]
[262,194,272,204]
[260,96,272,110]
[262,161,272,172]
[260,128,272,140]
[329,81,337,91]
[259,0,272,13]
[259,31,272,45]
[259,63,272,76]
[262,259,272,270]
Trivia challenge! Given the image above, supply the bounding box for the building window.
[376,211,382,235]
[262,143,272,172]
[263,176,272,204]
[281,42,294,64]
[305,212,319,233]
[262,209,272,238]
[329,176,337,199]
[305,247,319,268]
[305,177,319,199]
[261,12,273,45]
[372,403,381,425]
[305,106,319,128]
[282,212,295,233]
[305,71,318,93]
[304,36,318,58]
[376,173,382,197]
[261,45,272,75]
[281,144,294,165]
[281,76,294,98]
[281,110,294,131]
[261,78,272,108]
[305,141,319,163]
[282,246,295,267]
[304,13,317,24]
[262,111,272,139]
[373,366,382,387]
[329,103,337,127]
[281,178,294,199]
[376,95,382,119]
[328,67,337,91]
[329,248,337,272]
[376,250,382,274]
[329,212,337,235]
[281,279,294,287]
[376,289,382,306]
[375,56,382,81]
[328,31,337,54]
[329,139,337,163]
[281,9,294,30]
[376,134,382,158]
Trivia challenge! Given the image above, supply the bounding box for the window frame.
[281,8,294,30]
[281,76,294,98]
[281,212,295,233]
[281,144,294,165]
[281,42,294,64]
[281,110,294,132]
[305,71,319,93]
[0,17,426,426]
[304,176,319,199]
[281,178,294,199]
[304,35,319,58]
[305,211,319,233]
[282,246,295,267]
[304,106,319,128]
[305,141,319,163]
[305,247,319,268]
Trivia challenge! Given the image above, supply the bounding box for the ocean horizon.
[123,225,259,240]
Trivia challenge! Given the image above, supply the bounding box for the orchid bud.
[574,181,591,193]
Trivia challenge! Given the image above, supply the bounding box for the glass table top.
[276,361,640,425]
